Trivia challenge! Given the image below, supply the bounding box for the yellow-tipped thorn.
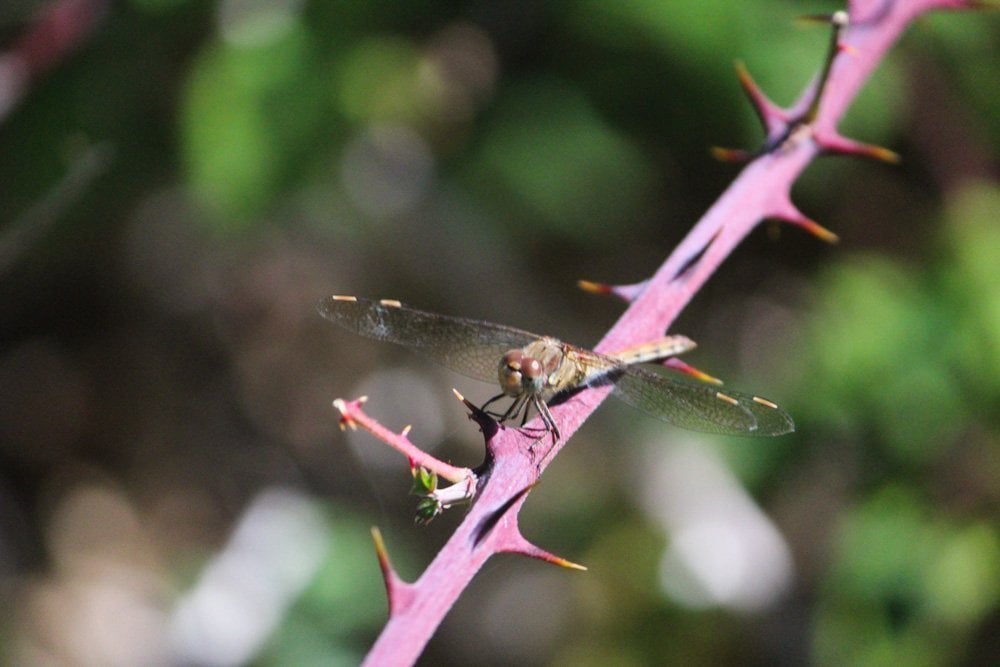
[710,146,752,163]
[798,218,840,244]
[862,144,900,164]
[689,368,724,385]
[577,279,611,295]
[401,424,412,437]
[452,388,465,402]
[549,555,588,571]
[733,60,758,94]
[332,398,358,430]
[666,359,723,385]
[371,526,390,569]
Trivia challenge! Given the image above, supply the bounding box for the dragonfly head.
[498,349,544,397]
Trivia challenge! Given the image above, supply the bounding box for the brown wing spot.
[715,391,740,406]
[379,299,403,308]
[332,294,358,302]
[752,396,778,409]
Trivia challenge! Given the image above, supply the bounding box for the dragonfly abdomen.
[610,335,696,366]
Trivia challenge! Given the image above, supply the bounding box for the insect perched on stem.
[319,296,793,440]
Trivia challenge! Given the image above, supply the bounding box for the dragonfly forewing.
[317,296,540,383]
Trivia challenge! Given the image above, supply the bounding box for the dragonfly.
[318,295,794,440]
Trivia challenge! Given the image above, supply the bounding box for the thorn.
[333,396,369,430]
[710,146,753,163]
[332,398,358,430]
[733,60,785,135]
[791,216,840,244]
[522,544,588,571]
[664,358,724,385]
[371,526,392,574]
[577,278,647,303]
[453,388,500,441]
[771,200,840,244]
[798,9,852,123]
[577,279,612,295]
[819,133,900,164]
[503,531,588,571]
[370,527,415,617]
[400,424,412,437]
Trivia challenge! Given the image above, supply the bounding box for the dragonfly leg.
[505,395,528,422]
[481,392,530,425]
[481,393,507,416]
[533,396,560,441]
[480,392,558,440]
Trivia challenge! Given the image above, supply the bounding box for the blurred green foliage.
[183,24,331,224]
[468,81,655,237]
[787,184,1000,665]
[796,183,998,452]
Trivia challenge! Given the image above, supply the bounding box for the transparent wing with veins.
[317,295,539,382]
[318,295,793,436]
[609,367,791,435]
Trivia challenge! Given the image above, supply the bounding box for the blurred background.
[0,0,997,665]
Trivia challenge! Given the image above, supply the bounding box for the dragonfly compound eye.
[519,356,544,392]
[521,357,541,379]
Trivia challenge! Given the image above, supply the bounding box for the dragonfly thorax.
[498,349,545,398]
